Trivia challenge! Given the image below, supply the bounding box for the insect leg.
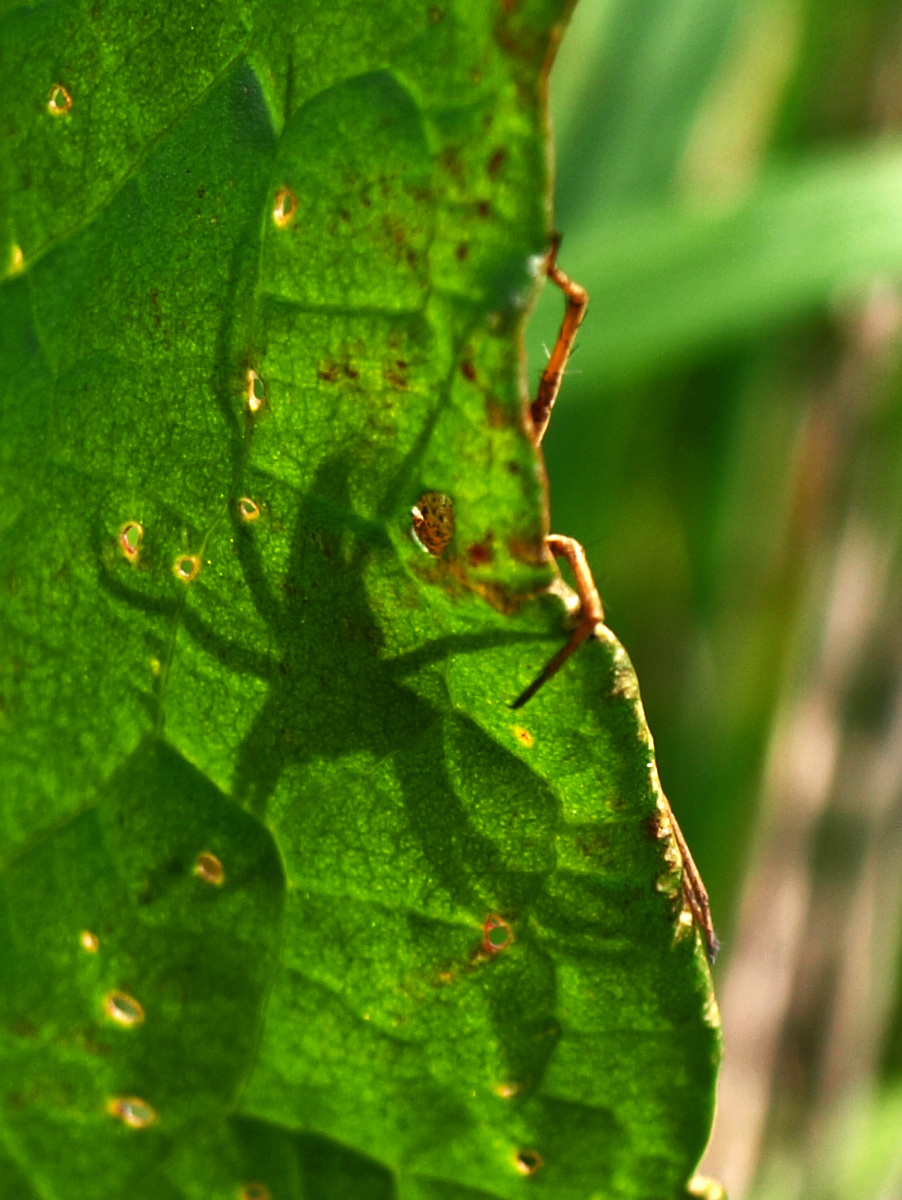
[668,802,721,964]
[531,235,589,446]
[511,534,603,708]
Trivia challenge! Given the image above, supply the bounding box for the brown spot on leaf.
[508,536,546,566]
[411,492,455,557]
[488,148,507,177]
[485,398,508,428]
[467,535,494,566]
[241,1186,271,1200]
[460,359,477,382]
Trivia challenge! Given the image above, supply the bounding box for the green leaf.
[0,3,720,1198]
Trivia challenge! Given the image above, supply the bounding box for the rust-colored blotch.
[173,554,200,583]
[108,1096,157,1128]
[103,990,144,1027]
[241,1184,271,1200]
[47,83,72,115]
[482,913,513,954]
[515,1150,543,1177]
[194,851,225,886]
[80,930,99,953]
[411,491,454,556]
[272,187,297,228]
[119,521,143,563]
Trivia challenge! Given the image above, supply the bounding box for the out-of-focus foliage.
[530,1,902,1198]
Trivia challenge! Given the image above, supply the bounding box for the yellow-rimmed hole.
[48,84,72,116]
[194,852,224,886]
[174,554,200,583]
[103,990,144,1027]
[108,1096,157,1128]
[515,1150,543,1177]
[119,521,143,562]
[272,187,296,228]
[482,914,513,954]
[247,369,265,414]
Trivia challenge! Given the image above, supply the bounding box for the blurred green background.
[527,1,902,1197]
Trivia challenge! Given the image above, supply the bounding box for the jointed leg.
[669,805,721,963]
[519,243,719,963]
[512,535,604,709]
[515,241,597,708]
[531,235,588,446]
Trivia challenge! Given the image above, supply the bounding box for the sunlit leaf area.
[0,2,724,1198]
[530,2,902,1198]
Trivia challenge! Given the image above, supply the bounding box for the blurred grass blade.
[563,144,902,387]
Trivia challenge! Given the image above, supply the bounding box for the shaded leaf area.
[0,2,720,1198]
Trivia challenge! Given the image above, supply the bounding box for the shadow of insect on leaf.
[99,452,547,915]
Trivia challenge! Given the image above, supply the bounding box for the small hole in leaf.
[119,521,143,562]
[80,930,99,953]
[174,555,200,583]
[482,914,512,954]
[108,1096,157,1128]
[194,851,224,886]
[247,369,265,414]
[103,990,144,1027]
[241,1185,271,1200]
[272,187,296,228]
[238,496,260,522]
[47,84,72,115]
[512,726,533,748]
[411,491,454,556]
[515,1150,543,1177]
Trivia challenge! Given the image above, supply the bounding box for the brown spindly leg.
[530,234,588,448]
[511,534,602,709]
[669,807,721,963]
[518,242,720,963]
